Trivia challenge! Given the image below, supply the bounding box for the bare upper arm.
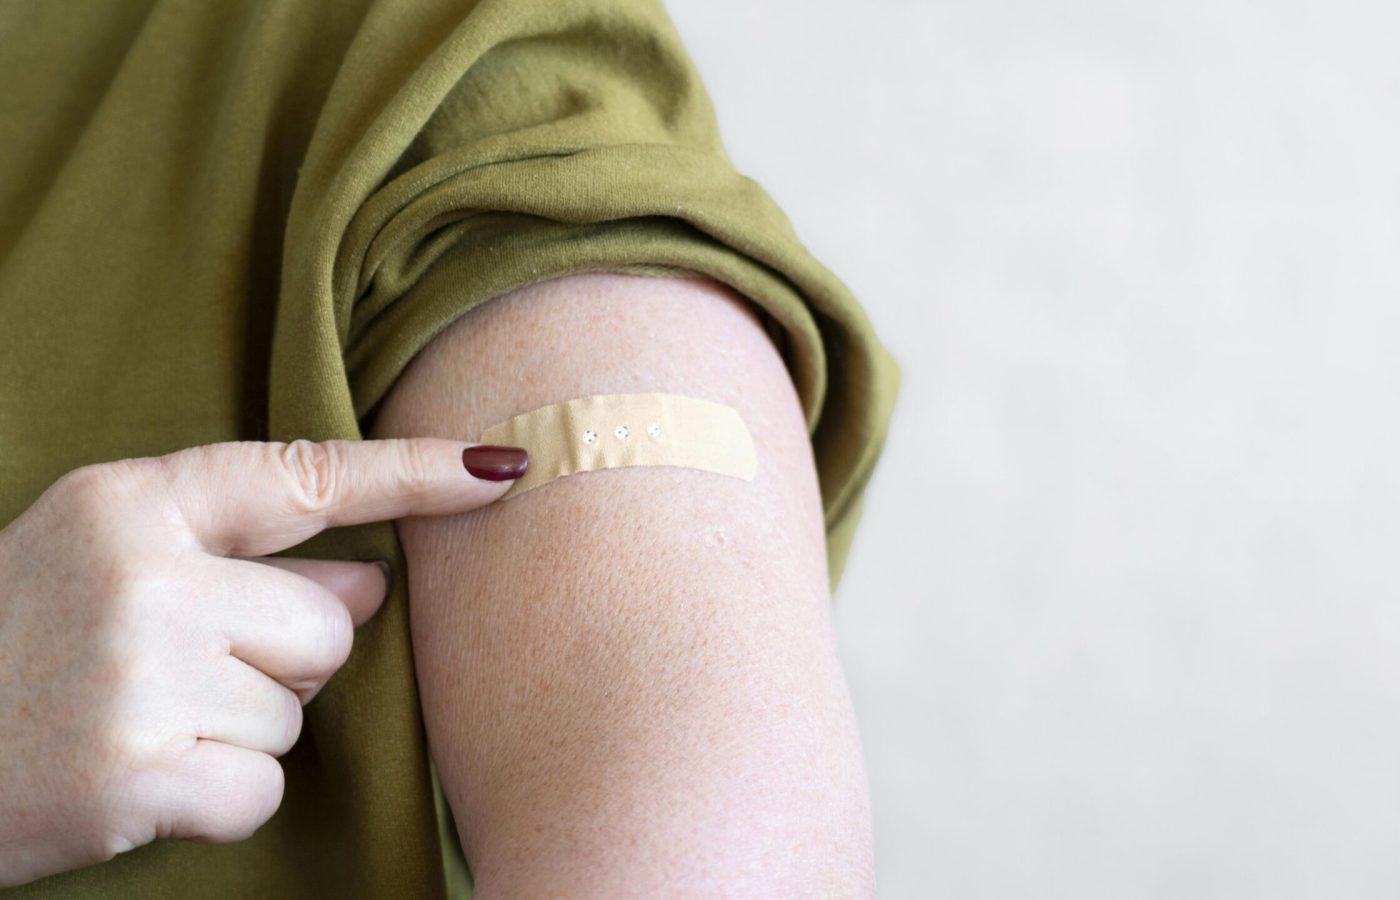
[367,272,874,897]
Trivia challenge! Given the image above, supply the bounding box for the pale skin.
[370,272,876,897]
[0,273,875,895]
[0,436,515,886]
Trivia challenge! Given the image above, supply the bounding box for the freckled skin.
[370,273,876,897]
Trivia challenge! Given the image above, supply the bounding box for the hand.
[0,438,525,888]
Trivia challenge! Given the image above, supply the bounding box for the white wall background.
[664,1,1400,897]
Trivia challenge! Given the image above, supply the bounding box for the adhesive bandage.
[476,392,757,501]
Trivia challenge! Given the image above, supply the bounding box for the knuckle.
[51,458,159,518]
[290,596,352,684]
[315,603,354,674]
[397,440,437,496]
[213,754,285,843]
[182,753,285,844]
[50,464,102,506]
[276,439,338,513]
[277,686,305,756]
[242,754,286,838]
[97,828,142,864]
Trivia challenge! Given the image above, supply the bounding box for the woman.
[0,0,899,895]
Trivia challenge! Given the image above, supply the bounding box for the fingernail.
[462,444,529,481]
[373,560,394,598]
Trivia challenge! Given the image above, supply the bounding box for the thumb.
[246,556,393,628]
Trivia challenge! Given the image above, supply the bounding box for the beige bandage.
[477,392,757,501]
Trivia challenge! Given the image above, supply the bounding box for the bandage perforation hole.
[614,425,630,439]
[646,423,661,438]
[582,429,597,445]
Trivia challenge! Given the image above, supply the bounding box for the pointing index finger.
[156,438,528,557]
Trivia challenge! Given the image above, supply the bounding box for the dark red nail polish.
[462,445,529,481]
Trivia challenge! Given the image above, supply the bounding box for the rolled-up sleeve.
[288,0,900,591]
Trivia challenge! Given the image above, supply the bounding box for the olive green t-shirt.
[0,0,900,896]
